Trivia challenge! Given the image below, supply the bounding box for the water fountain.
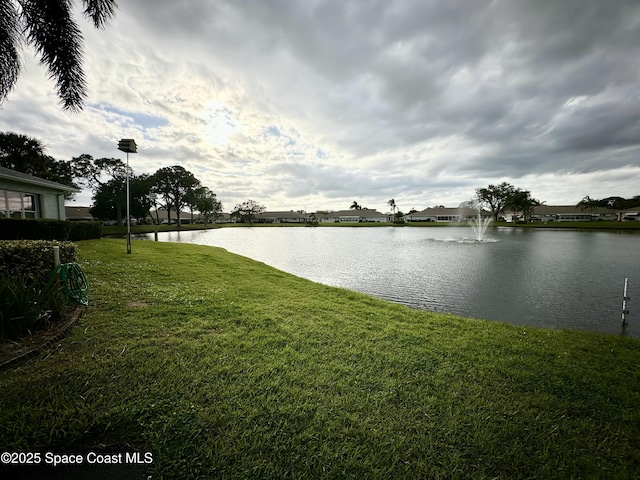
[468,211,492,241]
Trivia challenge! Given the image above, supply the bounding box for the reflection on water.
[142,226,640,338]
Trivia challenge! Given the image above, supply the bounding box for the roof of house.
[0,166,81,192]
[319,208,387,218]
[531,205,615,215]
[256,211,307,218]
[151,208,196,220]
[409,207,490,217]
[65,206,94,219]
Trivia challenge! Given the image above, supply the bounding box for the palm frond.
[82,0,118,29]
[0,0,21,103]
[20,0,86,112]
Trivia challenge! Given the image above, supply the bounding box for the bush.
[68,221,102,240]
[0,240,77,287]
[0,218,102,241]
[0,275,67,340]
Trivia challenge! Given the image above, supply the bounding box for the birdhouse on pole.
[117,139,137,153]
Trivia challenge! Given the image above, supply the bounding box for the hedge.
[0,218,102,241]
[0,240,77,286]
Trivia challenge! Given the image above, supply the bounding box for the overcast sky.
[1,0,639,213]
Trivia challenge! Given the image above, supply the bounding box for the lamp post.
[117,139,137,254]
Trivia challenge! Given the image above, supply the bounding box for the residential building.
[65,206,95,221]
[148,208,200,225]
[0,167,80,220]
[254,211,308,223]
[404,207,490,222]
[617,208,640,222]
[317,208,389,223]
[527,205,618,222]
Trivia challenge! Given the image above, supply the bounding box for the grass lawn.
[1,238,639,479]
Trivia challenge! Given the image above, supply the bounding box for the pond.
[140,226,640,338]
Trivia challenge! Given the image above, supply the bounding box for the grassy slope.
[1,239,639,479]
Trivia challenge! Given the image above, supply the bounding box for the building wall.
[0,178,66,220]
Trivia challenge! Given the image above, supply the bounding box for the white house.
[317,208,389,223]
[617,208,640,222]
[254,211,308,223]
[65,206,95,221]
[527,205,618,222]
[0,167,80,220]
[404,207,489,222]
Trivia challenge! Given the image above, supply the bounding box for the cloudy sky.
[2,0,640,213]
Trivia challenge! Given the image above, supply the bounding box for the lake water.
[141,226,640,338]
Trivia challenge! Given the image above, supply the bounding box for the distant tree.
[89,173,153,225]
[1,0,118,111]
[0,132,78,196]
[231,200,265,223]
[190,186,222,226]
[458,199,481,210]
[73,154,135,225]
[307,212,319,225]
[387,198,397,217]
[132,174,156,223]
[576,196,600,215]
[184,187,199,224]
[476,182,517,221]
[89,178,124,223]
[598,196,623,208]
[585,196,640,210]
[627,196,640,209]
[152,166,201,226]
[350,201,362,210]
[506,190,543,223]
[72,154,128,191]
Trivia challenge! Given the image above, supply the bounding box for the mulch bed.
[0,307,85,369]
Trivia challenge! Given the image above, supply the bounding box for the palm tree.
[505,190,542,223]
[523,198,544,223]
[1,0,118,112]
[387,198,397,219]
[577,196,599,215]
[350,201,361,210]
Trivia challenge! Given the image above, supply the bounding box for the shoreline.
[102,220,640,236]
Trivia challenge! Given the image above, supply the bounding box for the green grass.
[1,239,639,478]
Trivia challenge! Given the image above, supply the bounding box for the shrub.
[0,275,67,340]
[0,218,101,241]
[68,221,102,240]
[0,240,77,287]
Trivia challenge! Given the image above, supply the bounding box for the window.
[0,190,39,219]
[22,193,37,218]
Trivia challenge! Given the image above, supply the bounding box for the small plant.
[0,275,67,340]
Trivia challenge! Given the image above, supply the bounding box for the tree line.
[474,182,543,222]
[0,132,222,226]
[76,157,222,226]
[474,182,639,222]
[3,132,638,226]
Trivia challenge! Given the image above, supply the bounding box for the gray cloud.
[1,0,639,210]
